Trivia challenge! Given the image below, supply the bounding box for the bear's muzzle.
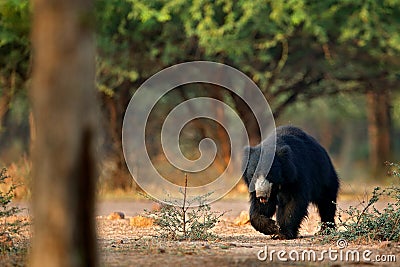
[255,175,273,203]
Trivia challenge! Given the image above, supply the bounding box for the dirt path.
[96,199,400,266]
[96,199,249,219]
[5,197,399,266]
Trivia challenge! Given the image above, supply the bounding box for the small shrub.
[0,168,27,252]
[147,174,225,240]
[4,158,32,200]
[322,162,400,242]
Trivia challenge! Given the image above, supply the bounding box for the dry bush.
[0,158,31,200]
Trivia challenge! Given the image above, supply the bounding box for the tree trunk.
[366,89,392,177]
[0,86,12,131]
[30,0,98,266]
[209,85,230,168]
[101,82,133,190]
[0,78,13,148]
[228,90,261,146]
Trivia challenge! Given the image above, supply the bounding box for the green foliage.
[95,0,400,117]
[0,0,31,154]
[95,0,190,96]
[0,0,30,81]
[1,0,399,176]
[0,0,30,53]
[2,0,400,102]
[147,174,225,240]
[0,168,26,252]
[321,162,400,242]
[151,199,225,240]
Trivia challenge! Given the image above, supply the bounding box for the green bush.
[147,174,225,240]
[322,162,400,242]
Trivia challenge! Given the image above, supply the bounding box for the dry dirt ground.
[96,199,400,267]
[2,199,400,266]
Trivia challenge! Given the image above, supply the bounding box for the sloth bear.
[242,126,339,239]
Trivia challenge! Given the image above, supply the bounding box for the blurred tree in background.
[1,0,399,188]
[0,0,30,158]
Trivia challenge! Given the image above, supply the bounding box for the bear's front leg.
[250,214,279,235]
[249,194,279,235]
[276,194,309,239]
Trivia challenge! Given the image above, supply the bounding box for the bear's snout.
[255,175,272,203]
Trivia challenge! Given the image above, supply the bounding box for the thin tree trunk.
[0,73,14,145]
[102,83,133,190]
[366,89,392,177]
[209,85,230,168]
[0,87,12,131]
[30,0,98,266]
[228,90,261,146]
[0,90,11,149]
[339,123,354,179]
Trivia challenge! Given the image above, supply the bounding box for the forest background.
[1,0,400,198]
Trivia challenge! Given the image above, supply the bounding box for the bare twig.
[182,173,188,237]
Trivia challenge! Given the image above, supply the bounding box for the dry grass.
[0,158,31,200]
[130,216,154,227]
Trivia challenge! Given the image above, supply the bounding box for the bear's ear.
[243,146,257,161]
[277,145,297,183]
[242,146,251,185]
[242,146,256,186]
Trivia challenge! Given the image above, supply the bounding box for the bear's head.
[242,144,297,203]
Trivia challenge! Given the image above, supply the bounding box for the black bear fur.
[242,126,339,239]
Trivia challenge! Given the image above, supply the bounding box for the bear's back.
[275,125,321,151]
[276,125,308,140]
[275,125,337,188]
